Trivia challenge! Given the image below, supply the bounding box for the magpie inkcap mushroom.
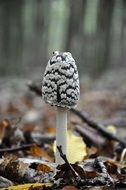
[42,51,80,165]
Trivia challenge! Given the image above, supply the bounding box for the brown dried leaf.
[81,159,98,178]
[0,119,10,143]
[37,163,54,173]
[30,145,53,161]
[45,127,56,134]
[61,185,79,190]
[87,146,98,158]
[23,123,35,132]
[105,160,118,174]
[6,103,19,114]
[0,157,28,182]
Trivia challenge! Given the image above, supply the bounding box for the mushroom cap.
[42,51,80,108]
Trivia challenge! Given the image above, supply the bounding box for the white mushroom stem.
[56,106,67,165]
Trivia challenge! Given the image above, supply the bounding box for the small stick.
[57,145,80,179]
[71,108,126,147]
[75,125,106,148]
[120,148,126,163]
[0,143,36,154]
[27,81,41,96]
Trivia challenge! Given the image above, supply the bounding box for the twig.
[0,143,36,154]
[57,145,80,179]
[27,81,41,96]
[71,108,126,147]
[120,148,126,163]
[75,125,106,148]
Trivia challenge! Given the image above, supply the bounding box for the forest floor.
[0,69,126,189]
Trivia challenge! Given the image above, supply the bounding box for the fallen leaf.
[30,145,53,161]
[0,183,52,190]
[45,127,56,134]
[105,159,118,174]
[37,163,54,173]
[106,125,116,134]
[87,146,98,158]
[68,130,87,163]
[6,103,19,114]
[0,119,10,144]
[54,130,87,163]
[87,187,111,190]
[0,157,28,181]
[62,185,78,190]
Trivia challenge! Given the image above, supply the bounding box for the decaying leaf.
[37,163,54,173]
[87,147,98,158]
[0,183,52,190]
[105,159,118,174]
[87,187,111,190]
[0,119,10,144]
[0,157,29,182]
[6,103,19,114]
[45,127,56,134]
[61,185,79,190]
[54,130,87,163]
[0,157,54,184]
[30,145,53,161]
[106,125,116,135]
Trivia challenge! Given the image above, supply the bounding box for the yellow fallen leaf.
[106,125,116,135]
[0,183,52,190]
[54,130,87,164]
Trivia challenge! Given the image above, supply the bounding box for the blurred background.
[0,0,126,80]
[0,0,126,155]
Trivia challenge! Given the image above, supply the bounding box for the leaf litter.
[0,80,126,189]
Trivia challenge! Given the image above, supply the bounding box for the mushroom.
[42,51,80,165]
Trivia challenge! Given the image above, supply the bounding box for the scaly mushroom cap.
[42,51,80,108]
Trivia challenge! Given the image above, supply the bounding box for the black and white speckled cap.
[42,51,80,108]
